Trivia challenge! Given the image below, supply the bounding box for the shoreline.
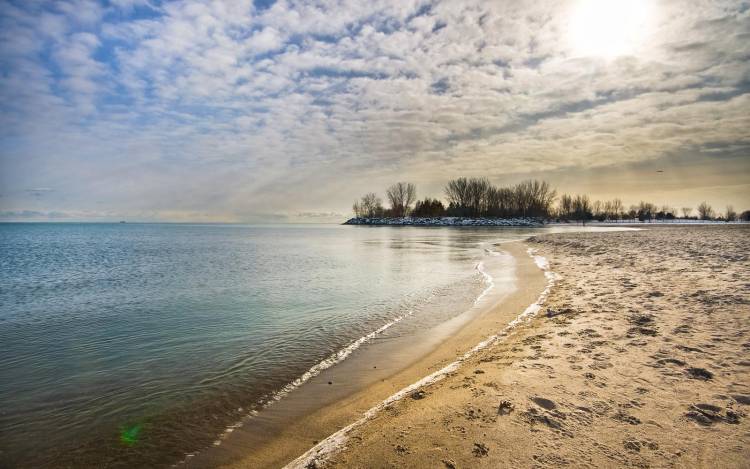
[343,217,749,228]
[195,241,548,469]
[317,226,750,468]
[343,217,543,227]
[286,246,557,469]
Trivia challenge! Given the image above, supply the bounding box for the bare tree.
[444,178,471,214]
[353,181,738,224]
[611,198,624,220]
[655,205,676,220]
[661,205,676,217]
[467,178,491,217]
[485,186,515,217]
[445,178,555,218]
[573,194,592,223]
[444,177,490,217]
[513,180,556,218]
[412,198,445,217]
[637,201,657,222]
[386,182,417,217]
[725,205,737,221]
[354,192,384,218]
[602,198,624,220]
[593,200,603,220]
[697,201,714,220]
[558,194,574,220]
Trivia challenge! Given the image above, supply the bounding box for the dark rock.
[498,400,514,415]
[472,442,489,457]
[685,367,713,380]
[395,444,409,454]
[624,440,641,452]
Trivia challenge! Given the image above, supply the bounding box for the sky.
[0,0,748,222]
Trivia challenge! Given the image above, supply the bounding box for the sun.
[567,0,655,58]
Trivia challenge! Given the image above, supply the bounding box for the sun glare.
[568,0,655,58]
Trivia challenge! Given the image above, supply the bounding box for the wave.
[179,307,416,460]
[284,247,558,469]
[178,250,496,464]
[474,260,494,304]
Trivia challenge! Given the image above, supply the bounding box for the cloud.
[1,0,749,220]
[0,210,70,219]
[25,188,55,197]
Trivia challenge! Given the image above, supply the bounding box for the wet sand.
[294,225,750,468]
[204,242,548,468]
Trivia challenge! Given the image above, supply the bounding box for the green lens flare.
[119,424,142,447]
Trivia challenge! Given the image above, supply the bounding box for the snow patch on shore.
[284,248,558,469]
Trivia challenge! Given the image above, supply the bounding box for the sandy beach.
[202,241,546,469]
[6,1,749,467]
[277,225,750,469]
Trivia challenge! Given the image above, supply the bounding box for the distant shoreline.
[343,217,749,227]
[343,217,543,226]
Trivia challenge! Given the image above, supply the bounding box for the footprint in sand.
[685,403,742,426]
[684,367,713,380]
[530,397,557,410]
[612,409,641,425]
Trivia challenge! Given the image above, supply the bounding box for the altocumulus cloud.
[0,0,748,221]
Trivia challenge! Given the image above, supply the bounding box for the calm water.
[0,223,569,467]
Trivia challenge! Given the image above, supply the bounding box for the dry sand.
[302,226,750,468]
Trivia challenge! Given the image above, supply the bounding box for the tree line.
[352,178,749,222]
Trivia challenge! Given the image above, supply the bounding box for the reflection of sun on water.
[568,0,655,58]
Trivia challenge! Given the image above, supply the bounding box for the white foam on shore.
[474,260,494,304]
[178,250,495,463]
[194,307,417,453]
[531,251,549,270]
[475,246,512,305]
[284,247,558,469]
[178,246,515,466]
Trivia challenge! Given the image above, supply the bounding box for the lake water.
[0,223,602,467]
